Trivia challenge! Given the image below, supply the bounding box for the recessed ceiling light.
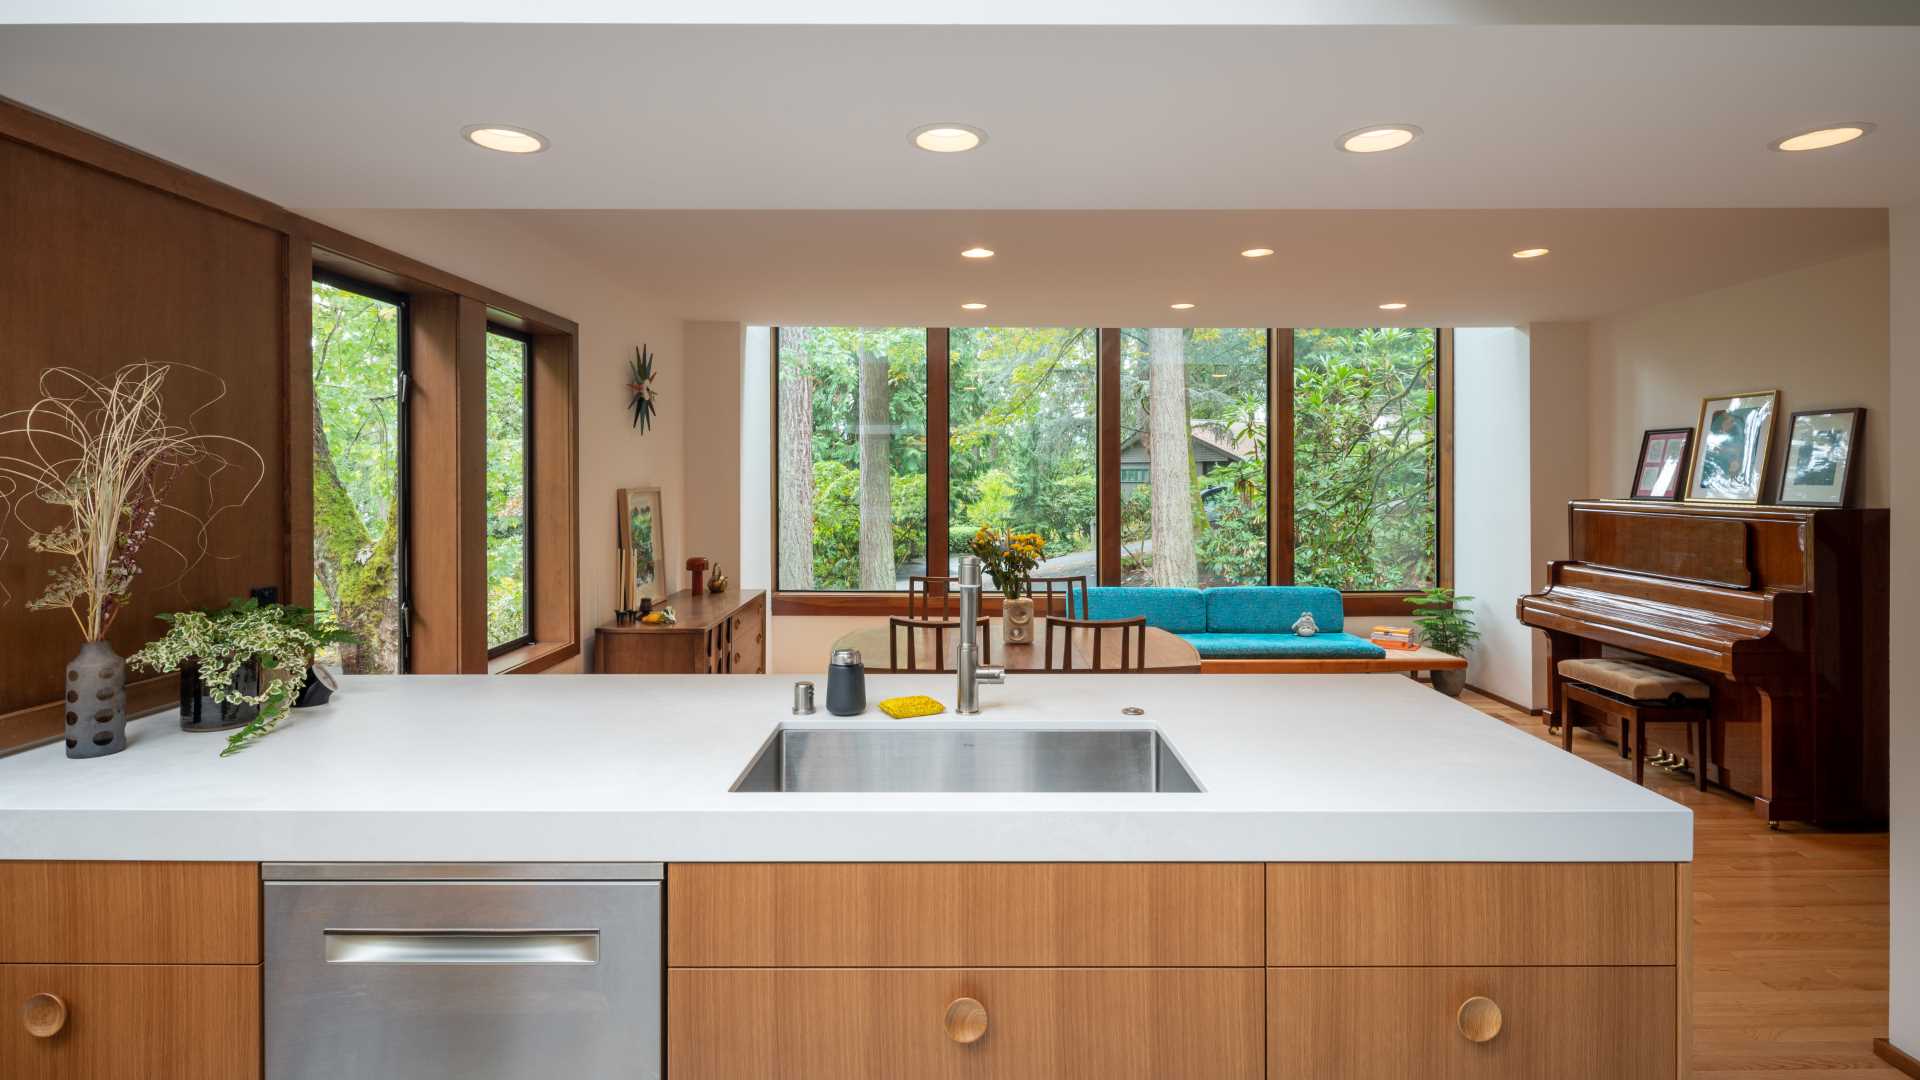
[462,124,548,154]
[1378,302,1408,311]
[961,302,987,310]
[1170,302,1196,310]
[1241,248,1275,258]
[1339,124,1421,154]
[960,247,995,259]
[1770,123,1874,152]
[1512,247,1551,259]
[911,124,987,153]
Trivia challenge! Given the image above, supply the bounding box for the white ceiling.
[0,22,1916,211]
[311,207,1887,327]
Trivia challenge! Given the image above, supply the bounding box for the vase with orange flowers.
[968,528,1046,643]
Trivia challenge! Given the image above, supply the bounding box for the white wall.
[741,326,771,591]
[1587,248,1892,506]
[1527,322,1591,708]
[1890,203,1919,1058]
[1453,328,1534,707]
[300,209,687,672]
[681,320,746,584]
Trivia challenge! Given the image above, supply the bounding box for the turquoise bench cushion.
[1084,587,1207,634]
[1177,631,1387,660]
[1205,586,1347,635]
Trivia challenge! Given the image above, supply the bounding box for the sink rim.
[728,724,1206,794]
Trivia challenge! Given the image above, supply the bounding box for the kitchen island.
[0,674,1692,1079]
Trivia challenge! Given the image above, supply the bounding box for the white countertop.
[0,673,1690,863]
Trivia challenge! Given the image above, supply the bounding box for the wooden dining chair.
[1027,575,1089,619]
[907,575,958,620]
[888,616,992,673]
[1042,616,1147,672]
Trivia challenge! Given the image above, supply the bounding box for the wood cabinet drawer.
[0,861,260,964]
[668,863,1264,967]
[1267,862,1677,966]
[1269,966,1676,1079]
[670,967,1262,1079]
[1,963,261,1080]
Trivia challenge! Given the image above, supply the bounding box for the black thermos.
[826,649,867,716]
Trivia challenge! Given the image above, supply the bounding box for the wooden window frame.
[771,325,1452,617]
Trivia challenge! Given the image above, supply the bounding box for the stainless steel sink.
[730,727,1202,793]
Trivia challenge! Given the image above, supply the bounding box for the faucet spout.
[954,555,1004,714]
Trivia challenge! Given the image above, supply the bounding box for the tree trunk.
[312,400,399,674]
[1147,328,1198,586]
[855,347,896,590]
[777,363,816,590]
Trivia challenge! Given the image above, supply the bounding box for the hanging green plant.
[628,345,658,433]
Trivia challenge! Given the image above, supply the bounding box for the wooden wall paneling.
[1097,328,1122,585]
[405,294,488,672]
[0,135,288,749]
[0,861,260,964]
[1269,328,1295,584]
[284,231,315,608]
[527,332,580,656]
[1266,863,1677,967]
[0,963,261,1080]
[667,863,1265,967]
[926,328,951,583]
[669,967,1265,1080]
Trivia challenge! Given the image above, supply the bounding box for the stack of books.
[1369,625,1418,651]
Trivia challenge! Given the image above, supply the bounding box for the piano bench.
[1557,666,1710,790]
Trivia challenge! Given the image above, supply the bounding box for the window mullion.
[1269,328,1296,585]
[927,327,951,588]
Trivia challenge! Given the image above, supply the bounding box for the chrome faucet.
[954,555,1005,714]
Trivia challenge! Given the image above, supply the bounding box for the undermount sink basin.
[730,727,1202,793]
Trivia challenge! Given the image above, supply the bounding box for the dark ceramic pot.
[178,657,262,732]
[292,664,335,709]
[1431,667,1468,698]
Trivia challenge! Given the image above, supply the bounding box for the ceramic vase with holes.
[66,640,127,759]
[1003,597,1036,644]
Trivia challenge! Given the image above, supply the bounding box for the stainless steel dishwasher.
[264,863,662,1080]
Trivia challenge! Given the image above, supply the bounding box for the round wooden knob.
[1457,996,1502,1043]
[22,993,67,1038]
[944,997,988,1044]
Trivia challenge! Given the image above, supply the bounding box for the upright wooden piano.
[1518,500,1888,825]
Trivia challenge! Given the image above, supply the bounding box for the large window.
[310,277,406,672]
[1120,328,1269,586]
[1292,327,1439,591]
[776,327,929,590]
[772,326,1445,599]
[948,327,1098,583]
[485,327,532,653]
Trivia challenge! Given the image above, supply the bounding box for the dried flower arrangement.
[0,362,263,640]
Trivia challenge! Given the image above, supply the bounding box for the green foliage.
[1409,587,1479,657]
[484,332,529,648]
[130,598,356,757]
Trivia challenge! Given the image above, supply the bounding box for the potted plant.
[968,528,1046,644]
[0,363,263,759]
[1409,588,1479,697]
[131,598,355,757]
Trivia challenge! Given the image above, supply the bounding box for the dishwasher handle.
[323,930,600,965]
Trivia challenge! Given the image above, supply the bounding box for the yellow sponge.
[877,695,947,719]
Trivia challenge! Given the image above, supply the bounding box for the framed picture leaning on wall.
[1778,408,1864,508]
[1631,427,1693,500]
[1686,390,1778,504]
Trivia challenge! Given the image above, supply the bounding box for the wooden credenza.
[597,589,766,674]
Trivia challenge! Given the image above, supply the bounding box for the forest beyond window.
[775,326,1443,595]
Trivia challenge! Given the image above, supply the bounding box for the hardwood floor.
[1464,690,1901,1078]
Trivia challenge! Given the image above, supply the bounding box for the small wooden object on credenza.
[598,589,765,674]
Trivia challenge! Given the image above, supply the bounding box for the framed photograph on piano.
[1686,390,1778,504]
[1778,407,1864,507]
[1630,427,1693,500]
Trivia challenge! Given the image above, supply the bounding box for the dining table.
[831,617,1201,674]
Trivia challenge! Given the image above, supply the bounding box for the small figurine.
[707,564,730,594]
[1292,612,1319,636]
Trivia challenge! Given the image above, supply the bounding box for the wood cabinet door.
[1268,966,1677,1079]
[0,861,260,964]
[1,964,261,1080]
[670,967,1263,1079]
